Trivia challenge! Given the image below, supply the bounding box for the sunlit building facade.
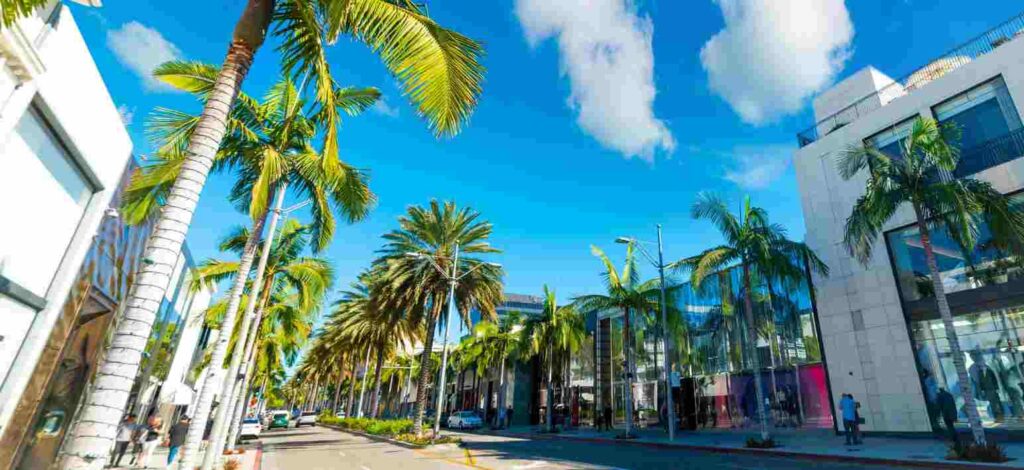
[794,11,1024,435]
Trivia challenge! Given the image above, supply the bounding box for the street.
[257,425,918,470]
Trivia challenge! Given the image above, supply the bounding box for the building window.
[933,77,1024,176]
[865,118,918,160]
[0,106,94,298]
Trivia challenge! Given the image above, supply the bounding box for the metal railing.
[797,11,1024,148]
[955,127,1024,178]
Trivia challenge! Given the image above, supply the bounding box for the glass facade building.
[585,260,834,431]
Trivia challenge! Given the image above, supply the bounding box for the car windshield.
[273,414,288,419]
[243,418,259,424]
[302,412,316,417]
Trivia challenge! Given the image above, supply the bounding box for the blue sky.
[71,0,1023,310]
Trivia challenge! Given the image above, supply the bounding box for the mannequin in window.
[969,349,1004,421]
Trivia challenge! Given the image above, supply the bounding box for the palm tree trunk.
[203,184,286,470]
[215,183,286,459]
[58,2,274,464]
[357,346,371,417]
[623,308,635,437]
[914,205,987,444]
[385,373,396,417]
[546,351,555,432]
[346,354,358,417]
[742,263,770,441]
[497,353,507,428]
[371,341,386,418]
[333,367,345,413]
[413,310,440,436]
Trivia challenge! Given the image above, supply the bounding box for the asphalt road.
[257,425,917,470]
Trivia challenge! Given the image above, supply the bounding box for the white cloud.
[117,104,135,126]
[372,98,399,118]
[515,0,675,160]
[700,0,854,125]
[722,144,793,190]
[107,21,183,92]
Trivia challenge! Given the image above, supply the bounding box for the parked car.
[239,417,262,440]
[296,411,318,427]
[268,411,290,430]
[447,411,483,430]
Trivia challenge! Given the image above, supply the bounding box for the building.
[578,260,833,431]
[794,12,1024,435]
[0,0,130,436]
[0,4,219,467]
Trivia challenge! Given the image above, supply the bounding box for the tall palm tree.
[330,268,420,418]
[573,245,664,438]
[61,3,484,465]
[130,72,369,469]
[524,286,585,432]
[838,117,1024,444]
[673,193,827,442]
[376,200,504,436]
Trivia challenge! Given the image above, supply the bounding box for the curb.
[485,430,1020,470]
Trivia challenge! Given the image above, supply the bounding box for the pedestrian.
[853,399,864,444]
[937,387,958,442]
[166,415,190,467]
[839,394,859,445]
[506,405,514,428]
[602,405,613,432]
[200,417,214,450]
[111,414,136,467]
[136,416,163,468]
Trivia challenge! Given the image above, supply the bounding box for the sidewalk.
[109,443,261,470]
[482,424,1024,469]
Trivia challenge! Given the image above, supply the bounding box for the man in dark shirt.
[167,415,191,466]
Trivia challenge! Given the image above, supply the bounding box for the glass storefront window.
[912,306,1024,429]
[886,201,1024,305]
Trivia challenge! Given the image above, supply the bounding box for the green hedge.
[320,416,414,437]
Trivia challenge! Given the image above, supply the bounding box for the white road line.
[512,461,548,469]
[338,451,346,457]
[360,466,372,470]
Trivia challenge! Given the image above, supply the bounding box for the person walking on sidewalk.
[937,387,958,442]
[165,415,190,467]
[111,414,137,467]
[840,394,861,445]
[136,416,163,468]
[602,405,613,432]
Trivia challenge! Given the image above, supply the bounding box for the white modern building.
[0,0,130,436]
[795,13,1024,435]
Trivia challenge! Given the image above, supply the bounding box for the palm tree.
[838,117,1024,444]
[376,200,504,436]
[673,193,827,442]
[128,72,370,468]
[573,245,664,437]
[330,268,420,418]
[61,3,484,465]
[524,286,585,432]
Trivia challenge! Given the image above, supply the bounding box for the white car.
[239,418,262,440]
[447,411,483,430]
[296,411,318,427]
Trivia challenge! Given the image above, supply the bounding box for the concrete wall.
[0,4,132,433]
[794,35,1024,433]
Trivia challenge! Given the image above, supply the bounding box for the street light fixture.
[616,225,677,441]
[407,244,502,436]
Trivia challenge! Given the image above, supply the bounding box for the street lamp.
[405,245,501,436]
[616,224,676,441]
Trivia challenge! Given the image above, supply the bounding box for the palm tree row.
[57,1,486,467]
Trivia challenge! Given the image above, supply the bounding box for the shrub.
[745,437,778,449]
[325,417,414,437]
[947,441,1009,463]
[394,433,461,446]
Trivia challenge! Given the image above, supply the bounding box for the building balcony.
[797,11,1024,148]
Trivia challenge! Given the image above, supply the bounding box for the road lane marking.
[360,466,371,470]
[338,451,346,457]
[511,462,548,469]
